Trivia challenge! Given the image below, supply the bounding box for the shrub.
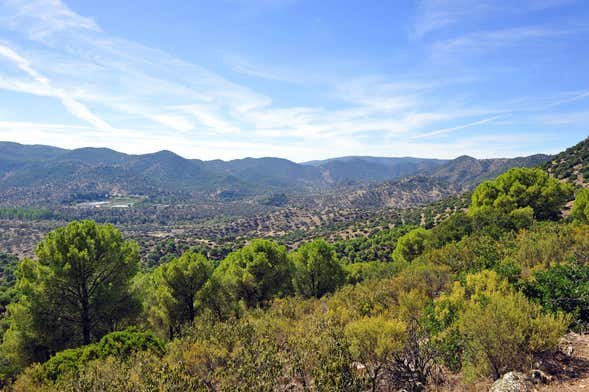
[458,290,567,380]
[470,168,573,220]
[523,263,589,329]
[345,316,406,391]
[433,270,568,380]
[41,328,164,381]
[392,228,432,263]
[572,188,589,223]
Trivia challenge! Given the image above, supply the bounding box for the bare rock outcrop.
[489,371,532,392]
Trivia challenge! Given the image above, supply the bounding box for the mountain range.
[0,141,553,207]
[344,154,551,209]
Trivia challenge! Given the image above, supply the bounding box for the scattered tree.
[470,168,573,220]
[153,250,213,338]
[392,228,431,263]
[291,239,345,298]
[3,220,140,367]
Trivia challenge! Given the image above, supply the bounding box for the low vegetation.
[0,166,585,391]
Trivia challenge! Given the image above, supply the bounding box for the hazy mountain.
[303,156,448,183]
[344,154,552,210]
[61,147,128,165]
[0,142,67,163]
[426,154,552,189]
[1,143,447,195]
[214,157,324,187]
[0,141,553,207]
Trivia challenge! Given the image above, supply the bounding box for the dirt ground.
[538,333,589,391]
[429,333,589,392]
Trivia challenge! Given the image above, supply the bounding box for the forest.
[0,167,587,391]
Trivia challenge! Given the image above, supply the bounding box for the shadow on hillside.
[537,351,589,383]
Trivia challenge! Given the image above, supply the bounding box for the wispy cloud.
[413,0,493,38]
[413,0,577,38]
[0,0,585,161]
[537,110,589,125]
[410,115,504,139]
[0,1,499,150]
[431,26,579,55]
[0,43,116,132]
[227,55,304,83]
[1,0,100,40]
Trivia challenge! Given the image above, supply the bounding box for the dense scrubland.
[0,165,586,391]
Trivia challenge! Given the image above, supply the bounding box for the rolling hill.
[0,141,554,207]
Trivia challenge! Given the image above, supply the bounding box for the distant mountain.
[61,147,128,165]
[426,154,552,189]
[345,154,552,210]
[0,142,66,163]
[217,157,324,187]
[0,141,553,207]
[303,156,448,183]
[543,136,589,187]
[0,143,333,206]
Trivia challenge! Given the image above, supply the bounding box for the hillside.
[544,136,589,187]
[342,153,552,210]
[426,154,551,189]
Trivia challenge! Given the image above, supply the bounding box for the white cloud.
[0,0,487,147]
[410,115,503,139]
[413,0,577,38]
[0,43,116,132]
[431,26,577,55]
[0,0,582,161]
[1,0,100,40]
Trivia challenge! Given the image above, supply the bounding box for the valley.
[0,136,587,391]
[0,141,553,263]
[1,1,588,390]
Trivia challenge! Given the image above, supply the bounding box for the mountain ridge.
[0,141,553,207]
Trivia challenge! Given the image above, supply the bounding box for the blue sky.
[0,0,587,161]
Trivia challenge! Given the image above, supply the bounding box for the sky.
[0,0,587,161]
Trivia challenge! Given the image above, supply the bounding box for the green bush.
[572,188,589,223]
[392,228,432,263]
[524,263,589,329]
[41,328,164,381]
[344,262,402,284]
[471,168,573,220]
[433,271,568,380]
[458,289,567,380]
